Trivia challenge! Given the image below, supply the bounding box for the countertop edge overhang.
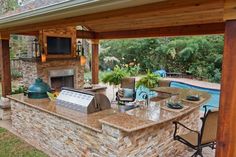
[7,94,103,133]
[7,88,211,133]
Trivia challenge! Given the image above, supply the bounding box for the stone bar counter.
[7,87,210,157]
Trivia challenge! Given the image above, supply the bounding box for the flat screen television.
[47,36,71,55]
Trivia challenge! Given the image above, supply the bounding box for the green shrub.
[100,35,223,83]
[126,64,140,76]
[211,69,221,83]
[11,85,27,94]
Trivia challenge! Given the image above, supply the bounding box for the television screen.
[47,37,71,54]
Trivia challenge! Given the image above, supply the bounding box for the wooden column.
[216,20,236,157]
[0,33,11,97]
[91,39,99,84]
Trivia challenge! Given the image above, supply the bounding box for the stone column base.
[0,97,11,120]
[0,108,11,120]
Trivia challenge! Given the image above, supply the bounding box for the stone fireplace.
[15,27,86,90]
[20,58,84,90]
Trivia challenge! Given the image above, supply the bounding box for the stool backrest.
[200,108,219,145]
[121,78,135,89]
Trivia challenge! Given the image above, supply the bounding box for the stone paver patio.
[180,147,215,157]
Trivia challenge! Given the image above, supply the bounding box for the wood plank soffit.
[224,0,236,21]
[0,0,224,33]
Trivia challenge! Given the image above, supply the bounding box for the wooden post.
[0,33,11,97]
[216,20,236,157]
[91,39,99,84]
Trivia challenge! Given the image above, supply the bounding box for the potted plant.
[102,66,128,100]
[136,70,160,100]
[136,70,160,89]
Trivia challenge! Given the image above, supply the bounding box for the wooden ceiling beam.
[8,22,225,40]
[76,30,97,39]
[96,23,225,39]
[12,31,39,36]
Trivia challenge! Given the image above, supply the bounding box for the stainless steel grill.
[56,87,111,114]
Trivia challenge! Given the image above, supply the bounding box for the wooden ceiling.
[83,0,224,32]
[1,0,235,38]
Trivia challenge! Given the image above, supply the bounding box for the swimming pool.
[170,81,220,108]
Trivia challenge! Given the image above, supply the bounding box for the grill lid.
[25,78,51,99]
[56,87,111,114]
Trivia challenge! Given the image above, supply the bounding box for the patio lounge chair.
[154,70,167,77]
[158,80,171,87]
[116,77,136,102]
[173,105,218,157]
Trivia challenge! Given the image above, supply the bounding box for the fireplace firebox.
[49,69,75,91]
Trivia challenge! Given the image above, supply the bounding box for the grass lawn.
[0,127,48,157]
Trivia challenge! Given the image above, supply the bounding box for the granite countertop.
[7,87,210,133]
[100,88,210,132]
[151,87,210,98]
[8,94,118,132]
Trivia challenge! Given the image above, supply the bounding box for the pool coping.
[170,81,221,92]
[164,78,221,91]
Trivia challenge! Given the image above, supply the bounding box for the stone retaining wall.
[11,100,200,157]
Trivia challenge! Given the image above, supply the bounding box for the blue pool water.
[170,81,220,108]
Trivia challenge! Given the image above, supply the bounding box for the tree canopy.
[0,0,19,14]
[100,35,223,83]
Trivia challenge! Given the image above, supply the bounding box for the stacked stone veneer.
[21,60,37,86]
[11,100,200,157]
[20,59,84,88]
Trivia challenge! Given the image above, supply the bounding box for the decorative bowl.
[167,102,183,109]
[186,95,200,101]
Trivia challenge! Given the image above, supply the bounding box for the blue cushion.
[123,88,134,98]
